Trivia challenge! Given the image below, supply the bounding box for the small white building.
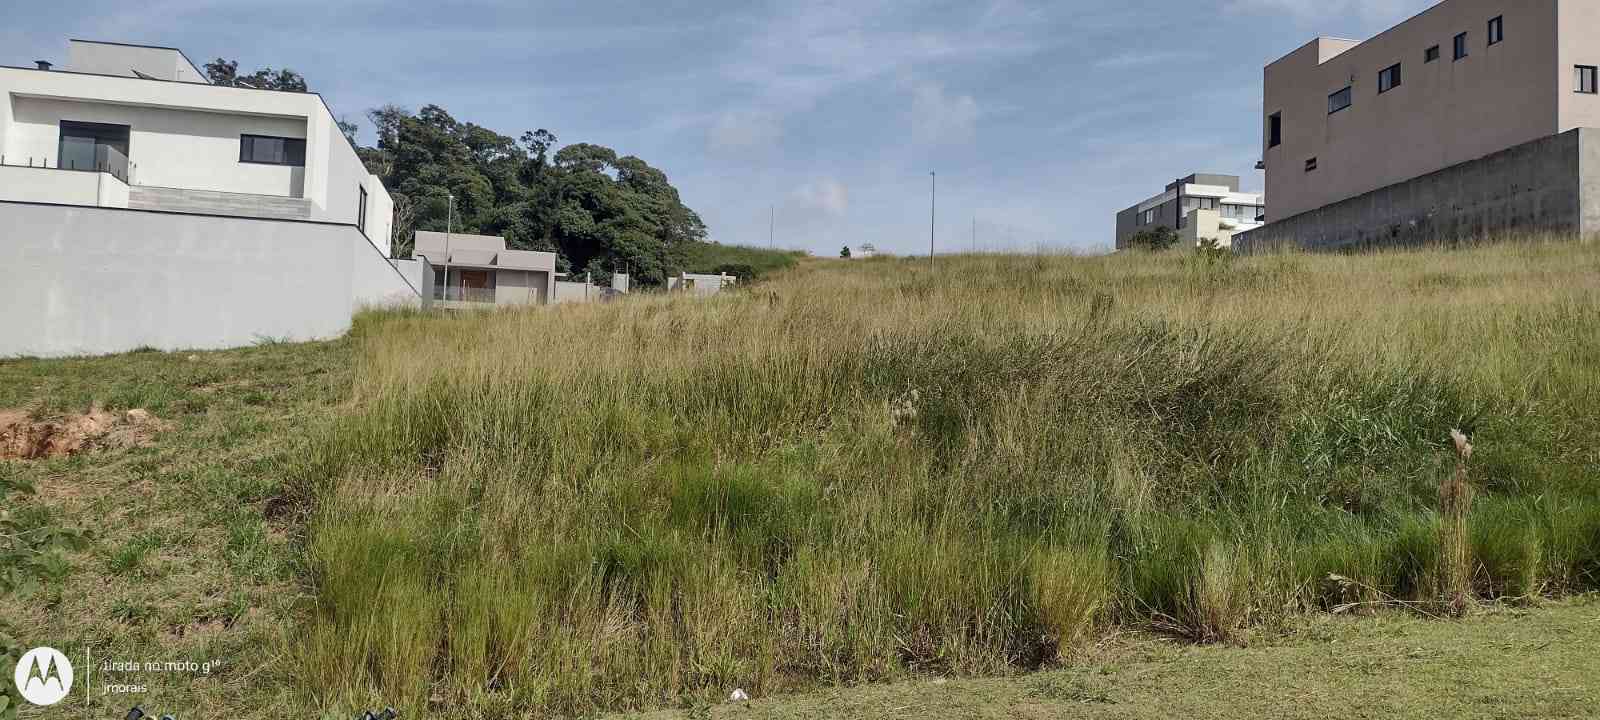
[668,271,737,295]
[0,40,415,357]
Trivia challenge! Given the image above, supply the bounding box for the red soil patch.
[0,405,168,460]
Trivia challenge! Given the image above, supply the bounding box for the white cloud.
[910,82,979,143]
[708,110,782,153]
[1093,50,1203,69]
[789,178,850,218]
[1222,0,1424,24]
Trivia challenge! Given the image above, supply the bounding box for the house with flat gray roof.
[412,231,557,306]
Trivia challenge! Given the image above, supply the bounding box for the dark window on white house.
[1578,66,1599,94]
[1426,45,1440,62]
[1488,16,1504,45]
[1379,63,1402,93]
[1328,86,1352,114]
[1268,112,1282,147]
[1305,157,1318,172]
[1454,32,1469,60]
[240,134,306,166]
[58,120,130,172]
[358,185,369,234]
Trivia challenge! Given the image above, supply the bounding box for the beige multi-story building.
[1247,0,1600,249]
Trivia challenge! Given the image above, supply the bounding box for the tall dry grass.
[293,238,1600,715]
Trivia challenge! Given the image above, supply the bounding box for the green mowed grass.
[1,338,353,717]
[622,598,1600,720]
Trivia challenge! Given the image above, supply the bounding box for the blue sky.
[6,0,1433,254]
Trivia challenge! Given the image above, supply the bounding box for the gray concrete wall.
[0,201,415,356]
[1236,128,1586,254]
[552,280,594,304]
[129,185,310,219]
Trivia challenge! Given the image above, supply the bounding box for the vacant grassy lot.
[299,240,1600,715]
[3,240,1598,718]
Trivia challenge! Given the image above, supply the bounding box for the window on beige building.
[1379,64,1402,93]
[1305,157,1318,172]
[1578,66,1598,94]
[1488,16,1504,46]
[1454,32,1468,60]
[1268,112,1281,147]
[1328,86,1352,114]
[1426,45,1440,63]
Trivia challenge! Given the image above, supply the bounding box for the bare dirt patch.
[0,404,168,460]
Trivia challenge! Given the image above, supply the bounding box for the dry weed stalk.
[1440,429,1474,615]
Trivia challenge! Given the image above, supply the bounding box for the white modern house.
[1114,173,1265,249]
[667,271,738,295]
[0,40,416,357]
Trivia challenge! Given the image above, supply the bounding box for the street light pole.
[928,171,936,271]
[445,193,454,301]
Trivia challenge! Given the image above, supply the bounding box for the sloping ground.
[0,339,353,717]
[300,240,1600,716]
[3,241,1599,719]
[624,598,1600,720]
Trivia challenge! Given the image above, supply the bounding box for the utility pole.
[445,192,454,301]
[928,172,936,271]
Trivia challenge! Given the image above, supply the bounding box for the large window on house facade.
[58,120,130,173]
[1488,16,1504,45]
[1268,112,1282,148]
[1328,86,1352,114]
[1379,64,1402,93]
[239,134,306,166]
[1578,66,1599,94]
[1454,32,1469,60]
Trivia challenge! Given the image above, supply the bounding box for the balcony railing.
[433,286,498,303]
[0,147,134,184]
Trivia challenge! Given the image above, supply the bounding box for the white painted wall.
[0,165,102,205]
[8,97,305,197]
[352,246,421,309]
[66,41,207,83]
[97,172,128,207]
[0,202,416,357]
[1,65,394,257]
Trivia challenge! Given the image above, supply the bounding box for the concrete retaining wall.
[0,201,416,357]
[552,281,595,304]
[1236,128,1595,254]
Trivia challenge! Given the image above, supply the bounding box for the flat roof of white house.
[413,231,556,272]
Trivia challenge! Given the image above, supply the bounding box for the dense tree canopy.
[202,59,713,286]
[357,104,707,285]
[202,59,309,92]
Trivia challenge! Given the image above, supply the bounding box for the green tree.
[1129,226,1179,251]
[840,245,852,258]
[351,104,706,286]
[202,58,309,92]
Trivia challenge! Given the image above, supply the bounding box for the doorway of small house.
[457,269,494,303]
